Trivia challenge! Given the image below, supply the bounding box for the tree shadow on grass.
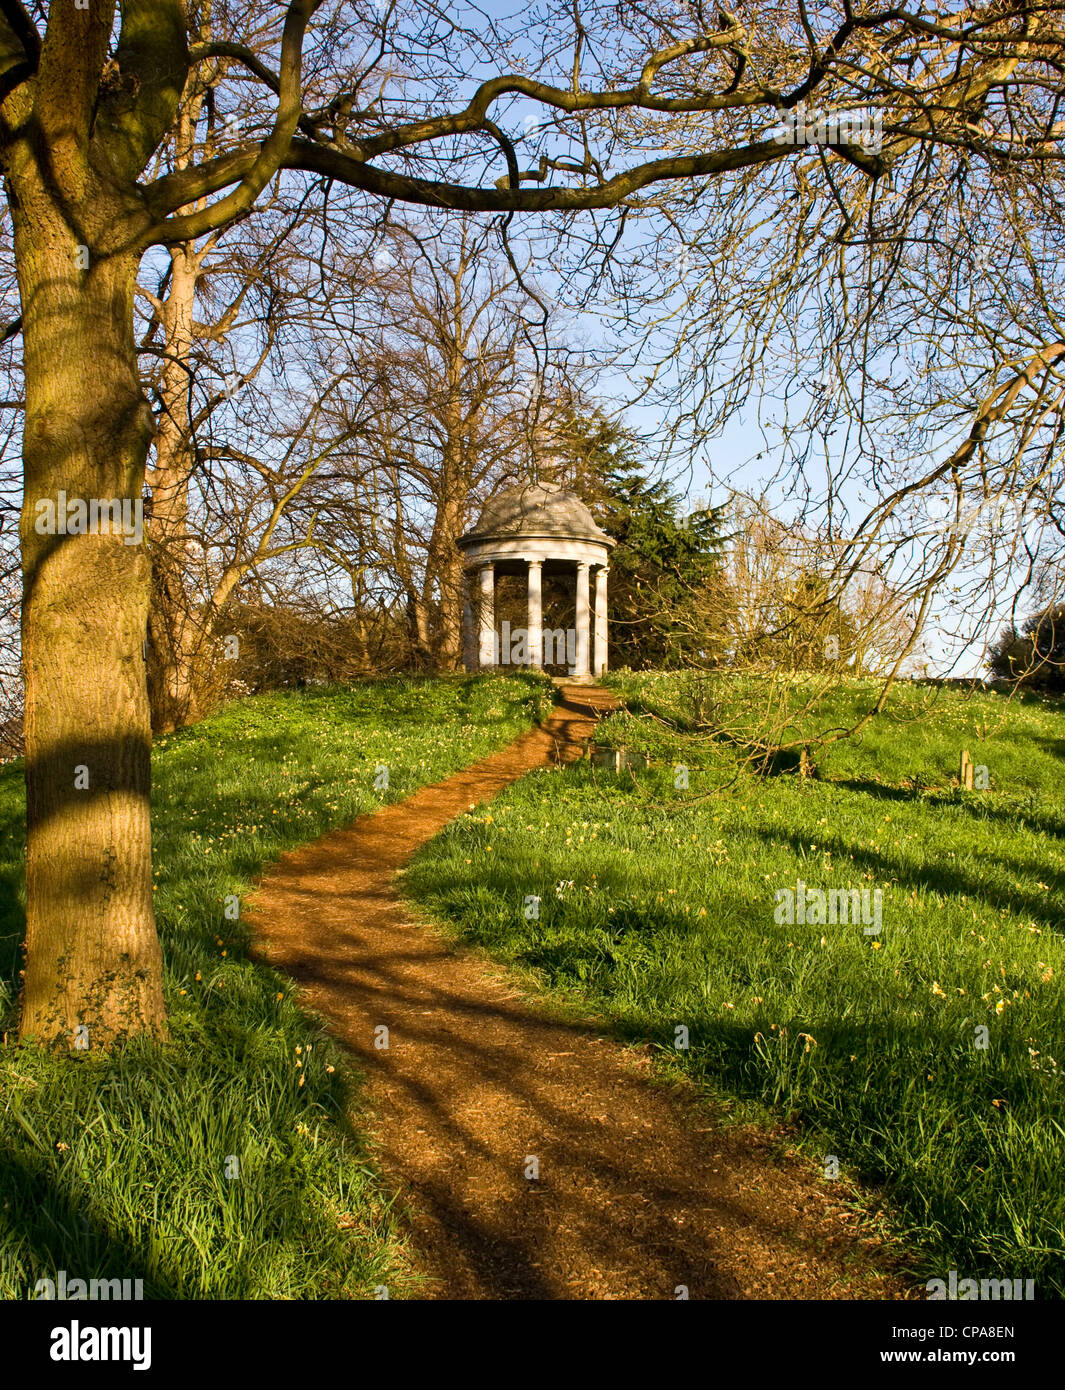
[830,775,1065,842]
[0,1138,184,1298]
[1031,734,1065,762]
[746,821,1065,936]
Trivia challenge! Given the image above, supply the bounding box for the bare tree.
[310,216,579,670]
[597,6,1065,713]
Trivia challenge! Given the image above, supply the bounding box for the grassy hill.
[4,668,1060,1297]
[406,673,1065,1294]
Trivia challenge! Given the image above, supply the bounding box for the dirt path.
[248,686,907,1300]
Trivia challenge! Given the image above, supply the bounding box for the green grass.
[405,671,1065,1294]
[0,672,553,1299]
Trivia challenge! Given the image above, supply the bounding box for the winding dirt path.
[248,686,907,1300]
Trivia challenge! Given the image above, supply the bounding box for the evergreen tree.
[989,605,1065,692]
[547,407,727,667]
[599,457,729,667]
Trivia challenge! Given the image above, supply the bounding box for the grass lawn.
[0,672,553,1299]
[405,672,1065,1294]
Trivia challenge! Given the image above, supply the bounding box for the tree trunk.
[435,543,466,671]
[14,192,165,1047]
[426,422,468,672]
[406,593,433,668]
[147,549,206,734]
[146,247,205,734]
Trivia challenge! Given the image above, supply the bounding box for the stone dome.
[459,481,614,548]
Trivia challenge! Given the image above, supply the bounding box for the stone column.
[594,565,609,677]
[478,563,495,670]
[575,560,591,677]
[527,559,543,670]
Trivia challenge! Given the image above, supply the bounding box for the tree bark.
[425,356,471,671]
[146,245,206,734]
[429,488,467,671]
[14,189,165,1047]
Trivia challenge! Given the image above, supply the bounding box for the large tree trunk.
[14,191,165,1047]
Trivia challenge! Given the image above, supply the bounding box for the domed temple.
[457,482,615,678]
